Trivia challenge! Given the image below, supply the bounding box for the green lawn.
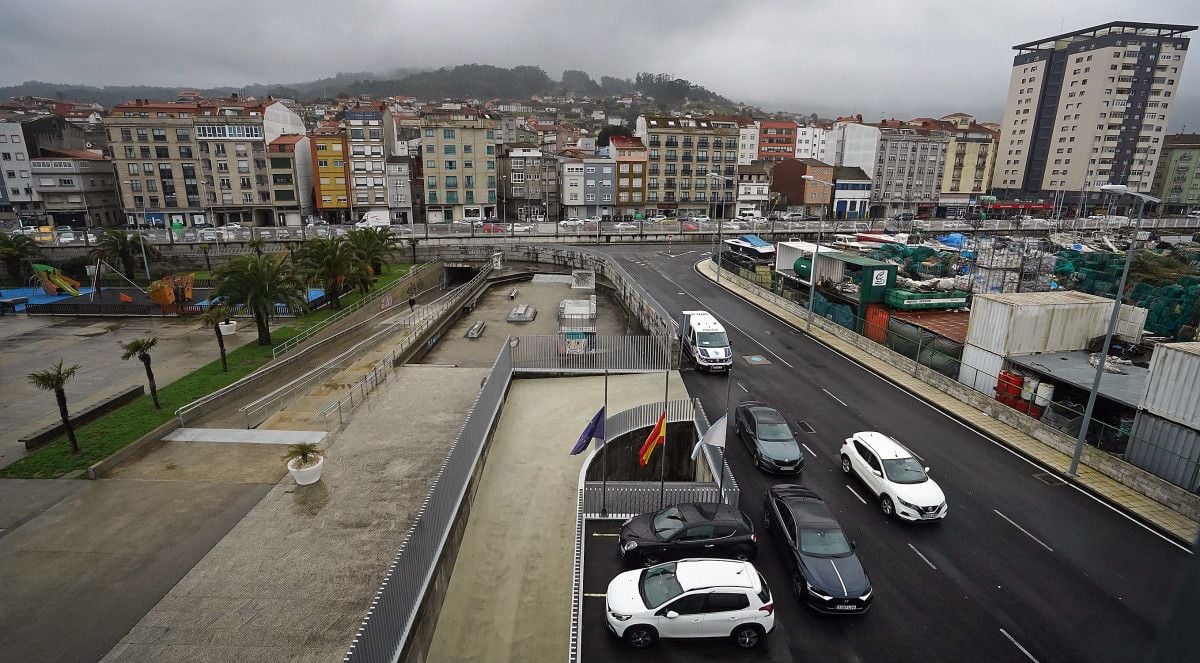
[0,262,413,479]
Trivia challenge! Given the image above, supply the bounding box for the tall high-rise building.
[634,114,739,218]
[992,21,1196,208]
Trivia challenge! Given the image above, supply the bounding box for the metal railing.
[581,483,735,518]
[511,334,670,373]
[271,261,439,359]
[344,342,514,663]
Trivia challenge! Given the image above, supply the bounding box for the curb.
[694,258,1197,548]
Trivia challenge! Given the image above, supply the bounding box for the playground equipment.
[149,273,196,312]
[32,264,81,296]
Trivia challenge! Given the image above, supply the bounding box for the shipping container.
[833,253,897,304]
[864,304,889,344]
[965,291,1123,356]
[1116,304,1147,343]
[775,240,838,275]
[885,289,969,311]
[1126,411,1200,492]
[959,343,1004,395]
[1139,342,1200,428]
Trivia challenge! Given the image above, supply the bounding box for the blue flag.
[570,407,606,455]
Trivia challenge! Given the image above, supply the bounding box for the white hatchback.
[840,432,947,521]
[606,559,774,649]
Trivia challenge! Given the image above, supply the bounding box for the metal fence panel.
[583,482,731,517]
[511,335,670,373]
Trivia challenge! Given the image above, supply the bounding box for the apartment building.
[29,148,122,228]
[560,158,586,218]
[737,119,759,165]
[734,162,770,216]
[106,96,306,227]
[828,117,882,174]
[1,113,88,215]
[913,113,999,212]
[310,124,350,223]
[609,135,648,219]
[1152,133,1200,214]
[344,104,395,218]
[634,114,739,218]
[385,156,416,223]
[499,144,561,221]
[992,21,1196,208]
[758,120,798,162]
[266,134,314,226]
[871,122,950,217]
[795,124,829,161]
[581,156,615,219]
[832,166,872,220]
[770,158,834,217]
[420,108,497,222]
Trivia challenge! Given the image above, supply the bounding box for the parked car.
[586,215,603,224]
[560,217,585,227]
[305,219,329,228]
[840,432,947,521]
[199,229,220,242]
[762,485,872,613]
[510,223,534,233]
[55,226,76,243]
[648,215,668,223]
[734,402,804,474]
[613,221,638,231]
[618,502,757,567]
[682,221,700,231]
[721,220,748,231]
[479,222,508,233]
[692,215,712,223]
[605,559,774,649]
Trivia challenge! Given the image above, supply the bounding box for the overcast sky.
[3,0,1198,129]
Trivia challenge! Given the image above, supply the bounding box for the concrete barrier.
[20,386,144,450]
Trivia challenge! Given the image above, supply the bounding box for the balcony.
[665,139,678,148]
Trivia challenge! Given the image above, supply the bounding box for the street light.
[802,174,835,331]
[1067,183,1160,477]
[708,173,734,283]
[124,180,153,282]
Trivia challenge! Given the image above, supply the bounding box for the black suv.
[619,503,757,567]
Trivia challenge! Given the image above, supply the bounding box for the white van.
[680,310,732,372]
[355,210,391,229]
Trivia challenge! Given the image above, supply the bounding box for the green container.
[884,289,969,310]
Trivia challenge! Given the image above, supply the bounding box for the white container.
[287,455,324,485]
[1034,382,1055,407]
[958,343,1005,396]
[965,291,1120,356]
[1020,376,1040,401]
[1139,342,1200,428]
[218,321,238,336]
[1126,411,1200,491]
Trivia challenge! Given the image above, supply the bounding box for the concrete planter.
[287,455,324,485]
[218,321,238,335]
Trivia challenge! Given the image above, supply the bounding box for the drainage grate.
[796,420,816,434]
[1033,472,1067,486]
[744,354,771,365]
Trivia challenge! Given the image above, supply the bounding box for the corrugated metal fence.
[512,335,670,373]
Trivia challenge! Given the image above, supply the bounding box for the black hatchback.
[735,402,805,474]
[763,485,872,614]
[618,502,757,567]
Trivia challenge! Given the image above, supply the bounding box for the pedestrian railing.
[511,334,671,373]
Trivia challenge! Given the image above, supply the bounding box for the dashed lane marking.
[822,388,848,407]
[591,532,619,537]
[846,485,868,505]
[801,443,817,458]
[908,543,938,570]
[994,510,1054,553]
[1000,628,1041,663]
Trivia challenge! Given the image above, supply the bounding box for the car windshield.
[651,506,687,538]
[882,457,928,484]
[639,562,683,608]
[754,415,793,441]
[697,331,728,348]
[798,529,853,557]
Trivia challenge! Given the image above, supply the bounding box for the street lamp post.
[708,173,734,283]
[1067,184,1159,477]
[802,174,835,331]
[124,180,153,282]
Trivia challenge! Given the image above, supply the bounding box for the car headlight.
[609,611,632,622]
[621,540,638,552]
[805,582,833,601]
[859,588,873,601]
[897,498,919,511]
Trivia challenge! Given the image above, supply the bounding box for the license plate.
[835,604,858,611]
[921,512,939,519]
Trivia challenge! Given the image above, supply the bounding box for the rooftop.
[1007,350,1150,408]
[974,291,1113,307]
[889,308,971,344]
[43,148,108,161]
[1013,21,1197,53]
[268,134,304,146]
[834,166,870,181]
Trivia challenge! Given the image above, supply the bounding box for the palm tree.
[295,237,360,309]
[405,236,421,264]
[247,237,266,256]
[198,242,213,272]
[90,229,160,281]
[199,303,232,372]
[345,228,396,294]
[0,233,40,282]
[28,360,82,454]
[213,254,307,345]
[121,336,161,408]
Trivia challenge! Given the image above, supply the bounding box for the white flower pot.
[287,455,324,485]
[218,321,238,335]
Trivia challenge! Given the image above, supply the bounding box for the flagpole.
[601,369,609,517]
[660,364,669,510]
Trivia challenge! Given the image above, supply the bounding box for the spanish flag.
[638,411,667,467]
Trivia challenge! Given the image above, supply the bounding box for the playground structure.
[148,273,197,312]
[32,264,82,296]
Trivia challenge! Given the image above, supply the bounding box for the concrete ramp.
[163,428,326,445]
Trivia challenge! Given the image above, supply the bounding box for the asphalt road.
[583,243,1193,663]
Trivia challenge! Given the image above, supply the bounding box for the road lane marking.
[908,543,938,570]
[584,593,607,598]
[846,485,867,504]
[999,628,1041,663]
[993,510,1054,553]
[591,533,619,537]
[822,388,848,407]
[737,382,749,392]
[802,443,817,458]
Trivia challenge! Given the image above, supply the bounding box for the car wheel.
[840,455,852,475]
[640,553,661,567]
[732,546,754,561]
[731,624,763,649]
[624,625,657,649]
[880,495,895,518]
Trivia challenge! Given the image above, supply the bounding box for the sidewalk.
[697,259,1200,544]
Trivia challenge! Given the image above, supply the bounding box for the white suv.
[840,432,947,521]
[605,559,774,649]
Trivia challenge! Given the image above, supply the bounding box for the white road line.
[846,485,867,505]
[822,388,848,407]
[802,443,817,458]
[908,543,938,570]
[737,382,749,392]
[999,628,1041,663]
[993,510,1054,553]
[696,261,1194,555]
[584,593,607,598]
[591,532,619,537]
